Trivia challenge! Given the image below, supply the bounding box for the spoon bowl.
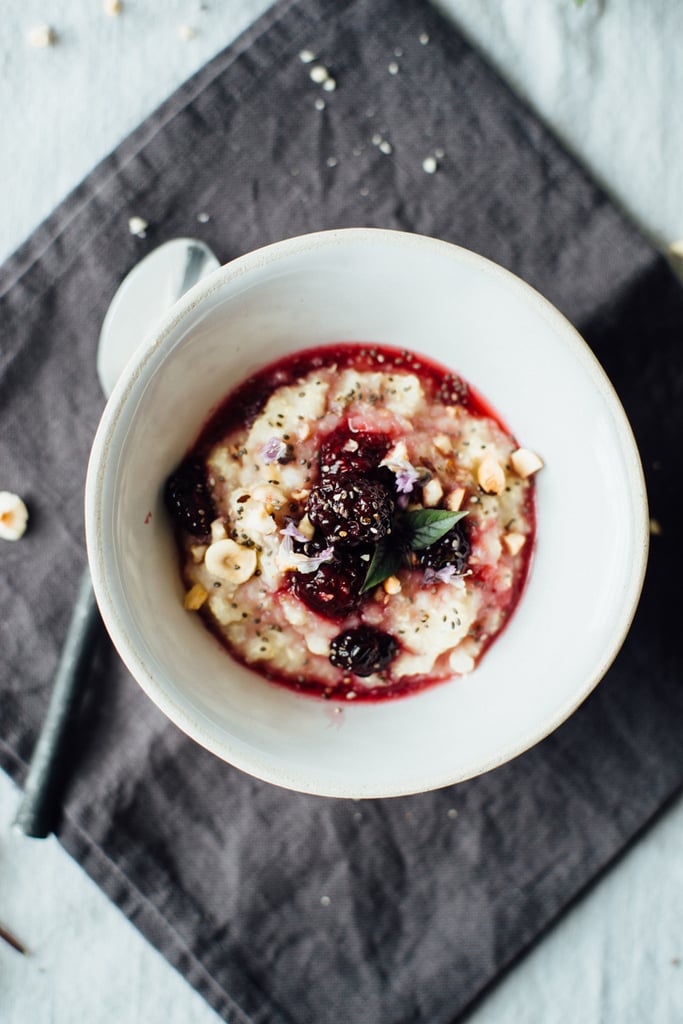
[13,237,219,838]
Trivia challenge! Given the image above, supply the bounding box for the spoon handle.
[13,569,101,838]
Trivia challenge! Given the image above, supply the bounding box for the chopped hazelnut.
[510,448,544,478]
[477,455,505,494]
[503,531,526,556]
[190,544,208,564]
[184,583,209,610]
[422,478,443,507]
[205,539,257,584]
[445,488,466,512]
[210,518,227,543]
[433,434,452,455]
[306,634,331,656]
[449,649,475,674]
[383,575,402,595]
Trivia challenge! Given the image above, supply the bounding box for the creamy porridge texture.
[165,345,542,700]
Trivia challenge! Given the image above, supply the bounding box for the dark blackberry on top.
[329,626,399,677]
[416,518,471,574]
[307,475,394,546]
[164,458,215,537]
[319,428,392,477]
[291,546,369,619]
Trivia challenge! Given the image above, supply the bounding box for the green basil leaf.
[404,508,468,551]
[361,539,403,593]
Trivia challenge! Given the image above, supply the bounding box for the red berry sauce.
[170,343,537,703]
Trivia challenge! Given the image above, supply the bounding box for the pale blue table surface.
[1,1,682,1021]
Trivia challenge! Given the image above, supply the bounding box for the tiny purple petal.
[392,460,420,495]
[423,564,461,586]
[296,546,335,574]
[280,519,309,543]
[279,531,294,556]
[261,437,287,464]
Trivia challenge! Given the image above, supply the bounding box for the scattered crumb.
[178,24,196,41]
[184,583,209,611]
[0,492,29,541]
[649,518,662,536]
[320,895,331,906]
[326,156,338,168]
[359,186,370,197]
[422,156,438,174]
[309,64,328,84]
[322,77,336,92]
[104,0,123,15]
[394,46,403,57]
[434,147,445,159]
[419,32,430,45]
[314,97,326,111]
[379,140,393,155]
[371,133,382,146]
[27,24,56,48]
[447,808,458,819]
[196,211,210,224]
[128,216,148,238]
[299,48,316,64]
[388,61,399,75]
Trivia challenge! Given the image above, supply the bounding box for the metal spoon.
[14,239,220,838]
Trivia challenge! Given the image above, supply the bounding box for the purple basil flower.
[295,546,335,574]
[278,527,334,574]
[261,437,287,464]
[423,564,463,586]
[280,519,309,544]
[393,460,420,495]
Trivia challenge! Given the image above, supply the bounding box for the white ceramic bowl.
[85,228,648,798]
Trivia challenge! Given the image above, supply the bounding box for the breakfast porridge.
[164,344,542,701]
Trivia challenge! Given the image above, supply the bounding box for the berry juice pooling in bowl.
[165,344,543,701]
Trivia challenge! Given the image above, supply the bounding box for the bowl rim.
[85,227,649,797]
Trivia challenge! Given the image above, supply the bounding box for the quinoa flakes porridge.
[164,344,542,701]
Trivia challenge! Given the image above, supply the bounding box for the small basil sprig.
[361,508,468,593]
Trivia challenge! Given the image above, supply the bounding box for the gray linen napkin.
[1,0,682,1022]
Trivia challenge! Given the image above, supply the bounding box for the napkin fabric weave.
[2,1,683,1022]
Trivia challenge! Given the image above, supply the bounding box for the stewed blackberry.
[329,626,399,677]
[319,428,391,477]
[164,458,215,537]
[291,543,369,618]
[416,517,470,574]
[307,474,394,545]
